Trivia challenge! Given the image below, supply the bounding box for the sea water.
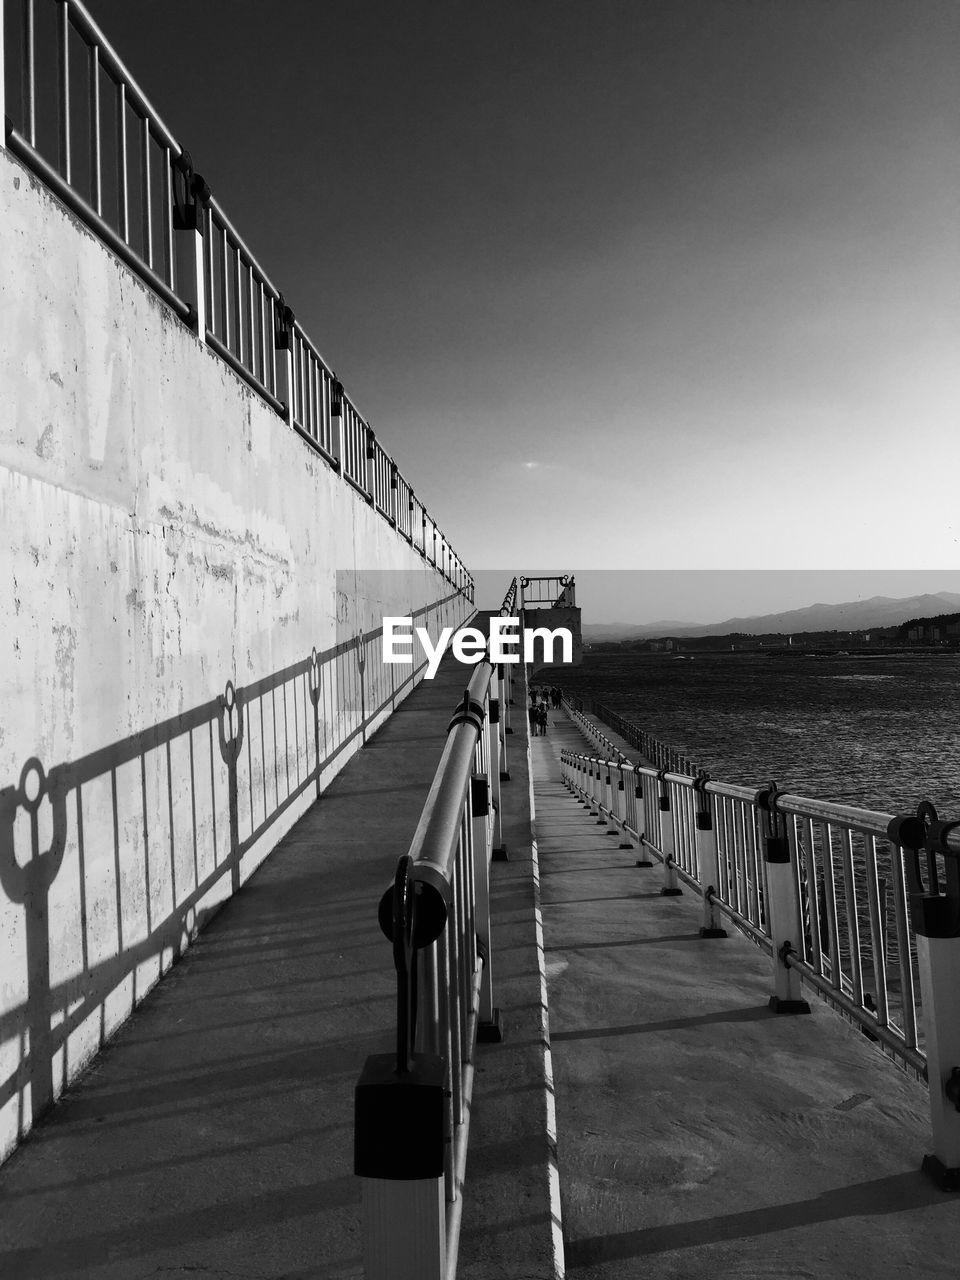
[556,652,960,818]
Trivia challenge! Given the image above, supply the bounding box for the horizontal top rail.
[404,661,492,933]
[206,194,282,303]
[62,0,183,154]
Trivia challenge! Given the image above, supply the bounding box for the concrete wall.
[0,145,471,1163]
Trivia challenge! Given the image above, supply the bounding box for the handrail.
[561,706,960,1185]
[355,598,514,1278]
[559,706,926,1073]
[1,0,473,606]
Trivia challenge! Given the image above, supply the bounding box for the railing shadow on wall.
[0,589,467,1153]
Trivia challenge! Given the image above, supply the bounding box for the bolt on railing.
[0,0,473,605]
[354,580,519,1279]
[560,702,960,1190]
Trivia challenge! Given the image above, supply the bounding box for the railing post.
[472,771,503,1042]
[355,857,448,1279]
[587,758,599,815]
[489,670,508,860]
[757,784,810,1014]
[272,296,295,427]
[172,152,210,343]
[613,761,633,849]
[332,378,345,473]
[595,759,610,826]
[693,772,727,938]
[365,428,377,503]
[888,805,960,1189]
[657,770,681,894]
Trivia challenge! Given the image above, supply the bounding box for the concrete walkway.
[0,661,556,1280]
[533,708,960,1280]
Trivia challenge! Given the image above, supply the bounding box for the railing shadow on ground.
[0,590,463,1158]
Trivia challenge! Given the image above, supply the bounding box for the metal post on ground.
[635,768,653,867]
[888,804,960,1189]
[172,153,210,344]
[757,783,810,1014]
[693,771,727,937]
[365,428,377,503]
[588,758,601,817]
[472,772,503,1042]
[596,760,610,827]
[489,670,508,860]
[657,770,681,894]
[355,857,447,1279]
[613,761,634,849]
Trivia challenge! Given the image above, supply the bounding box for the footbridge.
[3,4,960,1278]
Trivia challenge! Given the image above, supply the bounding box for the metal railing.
[560,703,960,1186]
[1,0,472,601]
[560,731,925,1068]
[354,583,519,1279]
[569,698,698,775]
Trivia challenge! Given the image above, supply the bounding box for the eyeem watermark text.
[383,616,572,679]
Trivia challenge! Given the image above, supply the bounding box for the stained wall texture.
[0,145,471,1162]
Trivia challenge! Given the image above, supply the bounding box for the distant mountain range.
[584,592,960,642]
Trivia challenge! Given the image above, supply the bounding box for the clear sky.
[472,569,960,624]
[82,0,960,609]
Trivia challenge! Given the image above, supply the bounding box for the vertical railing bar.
[247,260,256,380]
[820,821,842,989]
[89,42,102,216]
[203,205,215,336]
[57,0,71,182]
[24,0,37,146]
[220,223,230,348]
[438,928,455,1202]
[840,826,863,1005]
[801,815,823,972]
[863,832,889,1026]
[117,80,129,242]
[162,146,173,287]
[734,801,747,917]
[448,881,463,1128]
[889,839,919,1047]
[258,281,267,388]
[233,245,242,363]
[141,115,152,269]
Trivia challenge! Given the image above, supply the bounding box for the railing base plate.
[635,858,654,867]
[660,887,683,897]
[922,1153,960,1191]
[699,926,728,939]
[768,995,811,1015]
[492,845,509,862]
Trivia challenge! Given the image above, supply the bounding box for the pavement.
[533,708,960,1279]
[6,677,959,1280]
[0,657,557,1280]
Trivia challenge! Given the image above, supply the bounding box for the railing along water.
[354,583,519,1279]
[0,0,472,602]
[561,702,960,1189]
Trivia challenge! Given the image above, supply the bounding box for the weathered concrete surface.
[0,142,468,1162]
[0,655,558,1278]
[536,710,960,1279]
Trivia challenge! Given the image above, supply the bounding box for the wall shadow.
[0,587,466,1155]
